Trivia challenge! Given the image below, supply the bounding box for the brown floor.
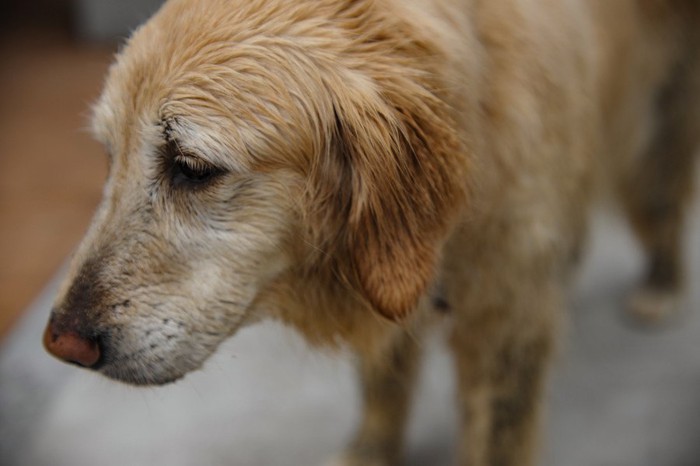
[0,23,114,340]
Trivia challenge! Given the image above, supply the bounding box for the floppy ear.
[314,87,468,320]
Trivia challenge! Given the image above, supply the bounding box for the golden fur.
[44,0,700,464]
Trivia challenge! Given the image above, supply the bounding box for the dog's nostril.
[43,321,101,368]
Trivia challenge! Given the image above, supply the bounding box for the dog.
[43,0,700,464]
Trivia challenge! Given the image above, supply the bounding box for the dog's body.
[44,0,700,464]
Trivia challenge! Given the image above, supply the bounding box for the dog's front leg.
[331,330,422,466]
[448,282,558,466]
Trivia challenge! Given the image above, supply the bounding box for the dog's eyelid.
[160,118,244,173]
[173,153,213,171]
[162,140,225,172]
[161,140,228,188]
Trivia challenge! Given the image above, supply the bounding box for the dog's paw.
[626,286,680,324]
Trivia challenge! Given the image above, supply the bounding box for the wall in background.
[74,0,165,41]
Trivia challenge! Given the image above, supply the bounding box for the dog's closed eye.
[165,141,225,188]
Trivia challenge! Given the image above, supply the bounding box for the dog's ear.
[313,86,468,320]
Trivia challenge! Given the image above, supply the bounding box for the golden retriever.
[43,0,700,464]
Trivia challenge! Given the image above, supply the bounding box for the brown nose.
[43,320,101,368]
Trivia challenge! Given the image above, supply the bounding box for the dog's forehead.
[92,0,344,171]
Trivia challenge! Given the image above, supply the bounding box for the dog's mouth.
[93,337,184,386]
[45,266,257,386]
[99,362,187,386]
[44,319,196,386]
[93,330,206,386]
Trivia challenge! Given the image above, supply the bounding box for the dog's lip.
[91,332,191,386]
[99,362,186,386]
[88,331,111,371]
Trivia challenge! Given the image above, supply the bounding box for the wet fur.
[47,0,700,464]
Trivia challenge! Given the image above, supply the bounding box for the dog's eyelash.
[173,156,223,185]
[175,155,210,176]
[162,141,225,187]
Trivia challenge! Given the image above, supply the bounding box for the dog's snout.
[43,256,111,368]
[43,317,102,368]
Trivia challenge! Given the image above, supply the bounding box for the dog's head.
[43,0,468,385]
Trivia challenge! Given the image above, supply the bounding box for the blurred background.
[0,0,163,341]
[0,2,699,466]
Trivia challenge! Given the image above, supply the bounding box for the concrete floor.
[1,203,699,466]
